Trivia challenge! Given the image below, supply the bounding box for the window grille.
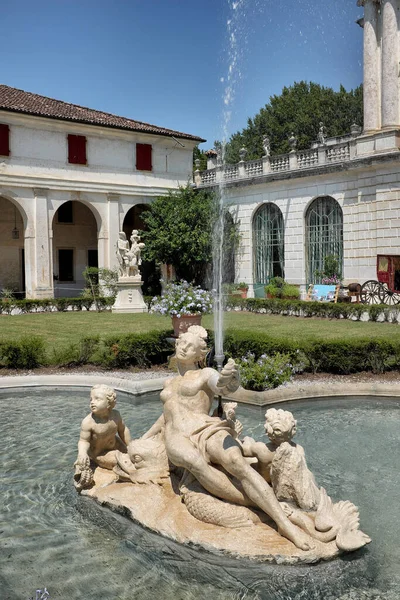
[305,196,343,284]
[253,203,284,287]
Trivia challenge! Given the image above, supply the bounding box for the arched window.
[305,196,343,284]
[253,203,284,290]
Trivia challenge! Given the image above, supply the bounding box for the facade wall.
[0,111,197,298]
[226,158,400,296]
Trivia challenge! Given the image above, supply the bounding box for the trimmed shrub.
[98,329,173,368]
[222,329,400,375]
[0,336,45,369]
[225,297,396,322]
[50,336,100,367]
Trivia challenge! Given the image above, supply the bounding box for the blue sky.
[3,0,363,149]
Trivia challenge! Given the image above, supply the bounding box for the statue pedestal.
[112,277,147,313]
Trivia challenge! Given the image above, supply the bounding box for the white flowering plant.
[235,351,304,391]
[150,280,213,318]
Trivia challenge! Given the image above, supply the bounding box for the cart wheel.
[360,280,382,304]
[379,283,400,305]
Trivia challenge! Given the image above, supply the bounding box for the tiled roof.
[0,84,205,142]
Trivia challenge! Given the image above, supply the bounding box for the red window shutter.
[68,134,87,165]
[136,143,152,171]
[0,124,10,156]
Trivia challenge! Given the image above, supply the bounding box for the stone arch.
[122,203,160,296]
[52,200,99,297]
[252,203,285,295]
[305,196,343,284]
[0,195,27,296]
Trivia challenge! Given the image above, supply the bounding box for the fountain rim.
[0,374,400,407]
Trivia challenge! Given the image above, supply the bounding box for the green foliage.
[236,351,302,391]
[140,185,239,286]
[0,297,113,314]
[223,329,400,375]
[98,330,172,368]
[50,336,100,367]
[221,81,363,163]
[0,288,15,300]
[0,336,45,369]
[226,296,393,322]
[193,146,208,171]
[315,255,342,283]
[265,278,300,299]
[282,285,300,300]
[83,267,118,311]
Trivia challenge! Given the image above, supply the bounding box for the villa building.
[195,0,400,298]
[0,85,203,298]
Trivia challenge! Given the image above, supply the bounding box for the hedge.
[2,328,400,375]
[0,296,115,314]
[221,329,400,374]
[0,336,46,369]
[226,297,400,323]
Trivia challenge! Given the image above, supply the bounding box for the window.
[136,143,152,171]
[306,196,343,285]
[0,124,10,156]
[57,201,73,223]
[87,249,98,268]
[58,249,74,281]
[253,203,284,290]
[68,134,87,165]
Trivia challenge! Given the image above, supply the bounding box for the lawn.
[0,311,399,353]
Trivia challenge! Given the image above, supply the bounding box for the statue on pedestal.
[116,230,145,279]
[112,229,147,313]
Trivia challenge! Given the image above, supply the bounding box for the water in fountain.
[213,0,248,370]
[2,387,400,599]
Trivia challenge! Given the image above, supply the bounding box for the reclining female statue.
[144,325,313,551]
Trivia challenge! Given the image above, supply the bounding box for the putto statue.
[116,230,145,279]
[112,229,147,312]
[74,384,131,492]
[74,328,371,563]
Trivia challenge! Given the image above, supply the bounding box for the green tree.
[193,146,208,171]
[222,81,363,163]
[140,186,239,286]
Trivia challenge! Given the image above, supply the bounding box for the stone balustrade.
[195,138,357,187]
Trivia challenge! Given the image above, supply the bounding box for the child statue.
[243,408,371,551]
[74,384,131,492]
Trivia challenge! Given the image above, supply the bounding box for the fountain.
[72,327,370,565]
[3,3,399,599]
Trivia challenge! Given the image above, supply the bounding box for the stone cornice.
[0,172,177,197]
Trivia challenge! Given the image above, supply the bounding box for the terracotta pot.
[239,290,248,299]
[171,314,202,337]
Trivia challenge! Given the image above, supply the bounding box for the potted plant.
[264,277,285,299]
[150,280,213,337]
[265,277,300,300]
[237,282,249,299]
[281,284,300,300]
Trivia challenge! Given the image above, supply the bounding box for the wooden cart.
[360,255,400,305]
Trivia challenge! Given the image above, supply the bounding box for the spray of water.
[213,0,248,370]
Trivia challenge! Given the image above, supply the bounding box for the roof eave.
[0,106,206,143]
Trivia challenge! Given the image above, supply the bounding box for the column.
[381,0,399,128]
[361,0,381,132]
[32,188,54,298]
[107,193,120,270]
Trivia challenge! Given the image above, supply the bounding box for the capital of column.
[107,193,120,202]
[33,188,49,198]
